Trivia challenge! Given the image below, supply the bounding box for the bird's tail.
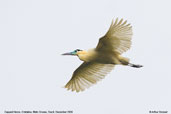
[128,63,143,68]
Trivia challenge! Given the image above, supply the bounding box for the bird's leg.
[128,63,143,68]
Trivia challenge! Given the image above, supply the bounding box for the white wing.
[65,62,114,92]
[96,18,133,54]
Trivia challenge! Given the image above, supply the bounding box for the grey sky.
[0,0,170,114]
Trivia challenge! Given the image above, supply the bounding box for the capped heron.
[62,18,143,92]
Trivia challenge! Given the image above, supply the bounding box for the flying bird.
[62,18,143,92]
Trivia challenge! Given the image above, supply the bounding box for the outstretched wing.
[96,18,133,54]
[65,62,114,92]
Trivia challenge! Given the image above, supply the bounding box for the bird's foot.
[128,63,143,68]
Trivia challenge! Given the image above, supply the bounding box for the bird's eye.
[77,49,82,51]
[74,49,82,52]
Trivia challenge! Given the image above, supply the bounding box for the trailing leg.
[128,63,143,68]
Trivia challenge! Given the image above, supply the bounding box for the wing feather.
[96,18,133,54]
[64,62,114,92]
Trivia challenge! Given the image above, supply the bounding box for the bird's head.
[62,49,86,56]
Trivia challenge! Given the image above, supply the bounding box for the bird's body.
[77,49,127,65]
[62,18,143,92]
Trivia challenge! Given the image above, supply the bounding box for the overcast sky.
[0,0,171,114]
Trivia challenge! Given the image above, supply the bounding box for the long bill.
[62,52,74,55]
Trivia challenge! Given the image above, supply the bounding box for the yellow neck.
[77,49,96,62]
